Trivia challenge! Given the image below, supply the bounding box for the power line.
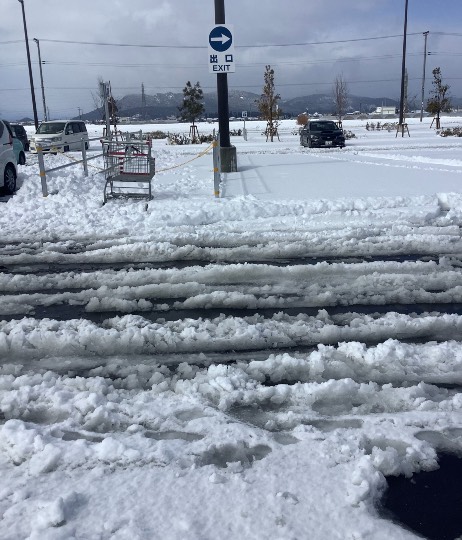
[7,75,462,94]
[3,31,460,51]
[0,52,426,70]
[428,51,462,57]
[34,33,424,49]
[240,33,424,48]
[47,53,412,67]
[432,32,462,37]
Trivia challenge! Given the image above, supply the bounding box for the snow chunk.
[34,496,66,529]
[29,443,62,475]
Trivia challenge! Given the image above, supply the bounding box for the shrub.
[439,127,462,137]
[167,133,214,145]
[145,131,168,140]
[343,130,356,139]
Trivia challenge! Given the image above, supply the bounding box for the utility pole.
[404,68,408,114]
[141,83,146,107]
[397,0,410,137]
[78,107,82,119]
[420,31,429,122]
[100,81,111,139]
[17,0,39,130]
[141,82,146,119]
[33,38,48,121]
[214,0,237,172]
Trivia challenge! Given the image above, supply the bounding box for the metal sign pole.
[212,0,237,172]
[214,0,230,149]
[397,0,410,137]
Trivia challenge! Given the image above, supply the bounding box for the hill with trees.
[76,90,462,122]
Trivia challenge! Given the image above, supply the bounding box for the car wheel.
[3,164,17,195]
[18,152,26,165]
[64,145,69,152]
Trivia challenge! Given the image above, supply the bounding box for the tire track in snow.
[2,251,462,275]
[2,254,462,360]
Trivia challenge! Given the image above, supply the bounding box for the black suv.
[300,120,345,148]
[10,124,29,151]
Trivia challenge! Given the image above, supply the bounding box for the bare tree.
[91,76,106,121]
[91,78,119,133]
[256,65,281,142]
[333,74,349,127]
[426,67,451,129]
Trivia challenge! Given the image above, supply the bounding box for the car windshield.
[36,122,66,135]
[310,121,338,131]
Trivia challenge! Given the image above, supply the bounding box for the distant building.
[375,106,397,115]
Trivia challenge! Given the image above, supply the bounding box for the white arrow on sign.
[210,33,231,45]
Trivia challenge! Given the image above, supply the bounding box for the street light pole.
[397,0,409,136]
[419,31,429,122]
[33,38,48,122]
[17,0,39,130]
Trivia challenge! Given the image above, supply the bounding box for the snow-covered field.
[1,117,462,539]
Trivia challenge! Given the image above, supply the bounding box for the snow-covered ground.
[1,117,462,539]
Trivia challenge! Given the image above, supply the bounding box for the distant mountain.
[79,89,263,121]
[281,94,398,115]
[76,90,462,122]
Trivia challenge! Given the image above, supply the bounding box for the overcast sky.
[1,0,462,120]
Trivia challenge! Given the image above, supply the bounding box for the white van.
[30,120,89,153]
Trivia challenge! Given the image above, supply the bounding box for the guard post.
[81,138,88,177]
[36,146,48,197]
[213,132,221,197]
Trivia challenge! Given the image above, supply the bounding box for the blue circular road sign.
[209,26,233,52]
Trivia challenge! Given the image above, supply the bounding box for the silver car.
[0,120,17,195]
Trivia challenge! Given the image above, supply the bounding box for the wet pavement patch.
[379,452,462,540]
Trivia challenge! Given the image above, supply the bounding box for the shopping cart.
[102,133,155,203]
